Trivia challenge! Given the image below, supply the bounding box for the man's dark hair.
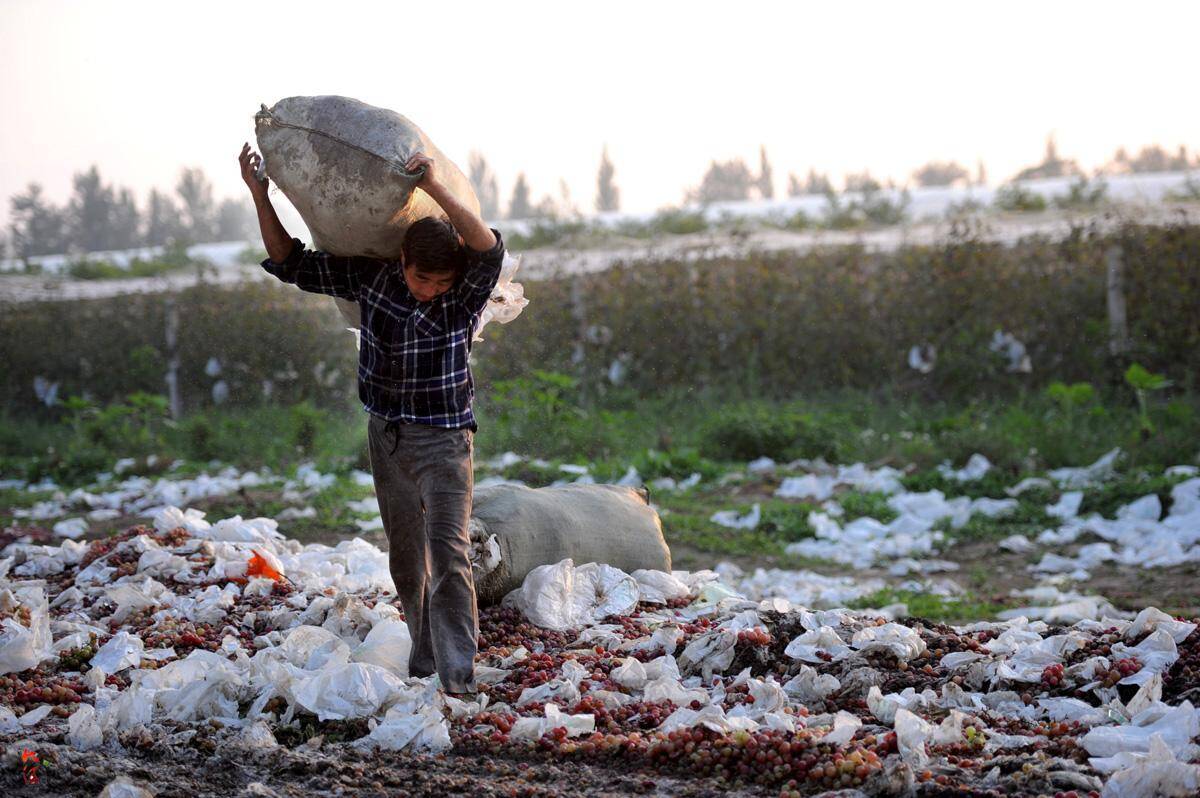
[401,217,466,275]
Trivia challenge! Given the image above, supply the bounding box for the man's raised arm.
[239,143,373,300]
[240,143,292,262]
[404,152,497,252]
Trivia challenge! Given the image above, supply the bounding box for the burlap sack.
[254,95,480,327]
[470,484,672,607]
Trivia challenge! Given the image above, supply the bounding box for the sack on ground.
[469,484,672,606]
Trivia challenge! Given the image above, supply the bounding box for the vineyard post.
[570,276,589,403]
[1105,244,1129,359]
[164,297,182,419]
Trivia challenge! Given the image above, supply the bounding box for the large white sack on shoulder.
[255,95,481,332]
[255,95,478,261]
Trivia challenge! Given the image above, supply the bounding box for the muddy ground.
[1,725,774,798]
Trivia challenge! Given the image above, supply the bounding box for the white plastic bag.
[1098,734,1200,797]
[350,619,412,677]
[0,586,54,674]
[503,559,640,631]
[292,662,405,721]
[68,703,104,750]
[510,703,595,740]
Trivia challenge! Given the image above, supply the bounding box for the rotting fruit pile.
[1,511,1199,797]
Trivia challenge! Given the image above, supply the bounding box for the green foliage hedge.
[1,221,1197,418]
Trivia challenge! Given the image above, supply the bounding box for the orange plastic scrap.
[246,549,284,582]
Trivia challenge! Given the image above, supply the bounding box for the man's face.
[402,262,456,303]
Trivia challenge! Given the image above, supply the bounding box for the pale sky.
[2,0,1198,228]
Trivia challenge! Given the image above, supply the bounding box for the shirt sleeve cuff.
[262,238,304,268]
[466,228,504,258]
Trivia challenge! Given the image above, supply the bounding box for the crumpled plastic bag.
[510,703,595,740]
[97,776,155,798]
[291,661,406,721]
[643,675,709,707]
[90,630,144,673]
[612,657,648,689]
[1125,607,1197,644]
[822,710,862,744]
[631,570,691,604]
[783,665,841,702]
[784,626,851,663]
[350,619,412,677]
[53,517,88,538]
[710,504,761,530]
[1110,629,1180,686]
[1082,700,1199,760]
[503,559,640,632]
[679,628,739,676]
[894,708,932,766]
[1096,733,1200,797]
[354,703,451,752]
[473,251,530,343]
[851,623,927,662]
[0,586,54,674]
[68,703,104,749]
[659,703,759,734]
[279,625,351,670]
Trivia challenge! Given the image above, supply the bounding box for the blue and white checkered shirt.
[261,229,506,431]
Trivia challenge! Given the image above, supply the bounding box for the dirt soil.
[1,728,766,798]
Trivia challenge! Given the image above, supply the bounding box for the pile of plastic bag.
[0,505,1196,795]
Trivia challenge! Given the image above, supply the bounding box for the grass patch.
[847,588,1015,624]
[836,492,898,523]
[1077,472,1190,519]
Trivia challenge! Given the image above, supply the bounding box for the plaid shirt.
[261,229,506,431]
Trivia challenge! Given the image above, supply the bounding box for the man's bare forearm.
[253,193,294,263]
[424,183,497,252]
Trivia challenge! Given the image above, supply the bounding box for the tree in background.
[110,187,141,250]
[975,159,988,186]
[176,167,217,243]
[685,158,755,204]
[8,183,67,261]
[595,146,619,212]
[756,146,774,200]
[468,151,500,221]
[143,188,188,247]
[66,166,118,252]
[216,197,258,241]
[787,169,833,197]
[1104,144,1196,174]
[844,170,883,193]
[1012,134,1082,182]
[507,173,532,219]
[912,160,970,187]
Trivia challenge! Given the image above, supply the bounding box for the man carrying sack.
[239,143,504,696]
